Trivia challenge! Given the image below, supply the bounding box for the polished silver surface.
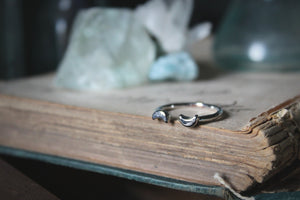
[152,102,223,127]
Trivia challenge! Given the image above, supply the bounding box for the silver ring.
[152,102,223,127]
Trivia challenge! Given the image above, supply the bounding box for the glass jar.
[214,0,300,71]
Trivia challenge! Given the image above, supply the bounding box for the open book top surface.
[0,72,299,131]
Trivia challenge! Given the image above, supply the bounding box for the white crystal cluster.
[135,0,193,52]
[135,0,211,53]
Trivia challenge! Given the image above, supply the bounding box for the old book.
[0,73,299,199]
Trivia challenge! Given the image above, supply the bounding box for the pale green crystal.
[55,8,156,90]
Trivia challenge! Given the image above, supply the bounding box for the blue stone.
[148,52,199,81]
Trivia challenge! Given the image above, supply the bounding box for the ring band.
[152,102,223,127]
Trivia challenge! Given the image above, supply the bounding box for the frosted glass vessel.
[214,0,300,71]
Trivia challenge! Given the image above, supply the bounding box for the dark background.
[0,0,230,80]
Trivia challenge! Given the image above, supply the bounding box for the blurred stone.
[55,8,156,91]
[135,0,193,53]
[149,52,199,81]
[185,22,212,50]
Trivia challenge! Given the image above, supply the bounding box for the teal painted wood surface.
[0,146,299,200]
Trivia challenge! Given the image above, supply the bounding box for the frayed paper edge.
[214,173,255,200]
